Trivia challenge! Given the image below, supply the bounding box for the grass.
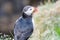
[0,35,13,40]
[29,2,60,40]
[0,1,60,40]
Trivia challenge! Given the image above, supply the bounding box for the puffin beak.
[33,7,38,13]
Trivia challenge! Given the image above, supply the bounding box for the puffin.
[14,6,37,40]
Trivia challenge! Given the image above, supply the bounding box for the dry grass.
[29,1,60,40]
[0,1,60,40]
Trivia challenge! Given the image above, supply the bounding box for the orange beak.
[33,7,38,13]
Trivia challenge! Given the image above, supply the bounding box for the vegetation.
[0,0,60,40]
[29,1,60,40]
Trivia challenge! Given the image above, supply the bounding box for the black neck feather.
[22,13,32,18]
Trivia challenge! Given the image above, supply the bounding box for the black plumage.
[14,6,34,40]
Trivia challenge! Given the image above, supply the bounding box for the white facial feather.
[23,6,34,16]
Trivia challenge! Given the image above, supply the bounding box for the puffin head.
[22,6,35,16]
[22,5,38,18]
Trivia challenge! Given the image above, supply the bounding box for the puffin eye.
[30,9,32,10]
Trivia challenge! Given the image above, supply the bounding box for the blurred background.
[0,0,60,40]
